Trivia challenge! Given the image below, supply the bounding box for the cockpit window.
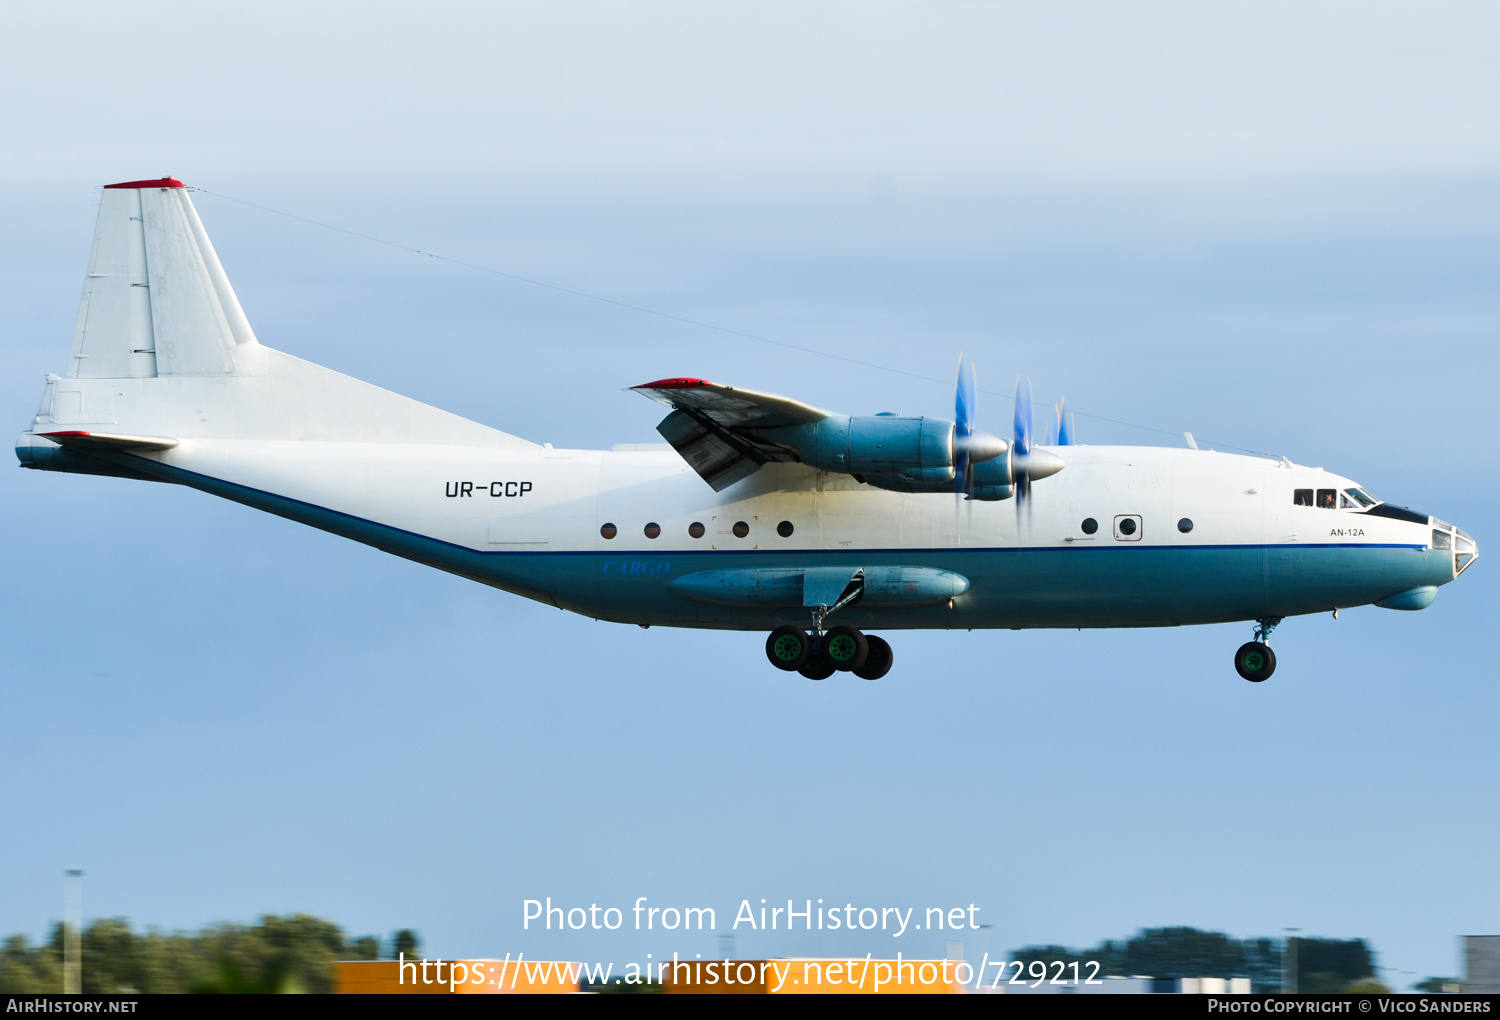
[1433,529,1452,550]
[1297,487,1378,510]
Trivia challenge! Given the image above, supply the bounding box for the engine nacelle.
[755,415,954,479]
[751,414,1023,498]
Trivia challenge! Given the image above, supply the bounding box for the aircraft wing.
[631,378,832,491]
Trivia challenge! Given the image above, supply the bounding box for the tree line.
[1,918,1390,994]
[0,915,419,994]
[1010,926,1384,993]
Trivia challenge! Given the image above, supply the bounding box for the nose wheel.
[765,626,893,679]
[1234,617,1282,681]
[1234,641,1276,681]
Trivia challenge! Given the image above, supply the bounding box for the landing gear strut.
[1234,617,1281,682]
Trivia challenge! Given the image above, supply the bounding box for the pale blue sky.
[1,1,1496,987]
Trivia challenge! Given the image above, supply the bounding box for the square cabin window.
[1317,489,1337,509]
[1294,489,1313,506]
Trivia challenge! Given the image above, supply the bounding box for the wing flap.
[656,410,768,491]
[633,378,831,489]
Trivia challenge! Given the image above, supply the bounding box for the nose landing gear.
[1234,617,1281,682]
[764,625,894,680]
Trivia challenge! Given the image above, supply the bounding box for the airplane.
[16,178,1479,682]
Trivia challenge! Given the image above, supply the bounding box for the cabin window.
[1177,518,1193,533]
[600,523,617,539]
[732,521,750,538]
[643,522,661,539]
[1080,518,1098,535]
[1294,489,1313,506]
[688,522,705,539]
[777,520,794,537]
[1316,489,1337,509]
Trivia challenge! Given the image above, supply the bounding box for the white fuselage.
[19,181,1472,638]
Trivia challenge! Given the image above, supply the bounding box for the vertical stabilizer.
[69,178,257,379]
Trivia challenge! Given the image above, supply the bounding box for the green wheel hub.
[772,635,804,662]
[1241,649,1265,672]
[826,634,858,663]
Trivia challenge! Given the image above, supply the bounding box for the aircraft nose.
[1454,527,1478,576]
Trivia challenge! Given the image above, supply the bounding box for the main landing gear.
[765,625,894,680]
[1234,617,1282,682]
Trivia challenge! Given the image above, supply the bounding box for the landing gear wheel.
[1234,641,1276,682]
[823,625,869,671]
[798,652,836,681]
[766,626,810,671]
[853,635,893,680]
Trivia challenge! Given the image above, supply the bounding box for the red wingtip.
[103,177,185,190]
[636,377,710,390]
[39,431,92,438]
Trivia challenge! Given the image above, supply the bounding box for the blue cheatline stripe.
[112,452,1426,560]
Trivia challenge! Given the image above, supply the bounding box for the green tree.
[1122,927,1246,980]
[0,933,62,993]
[391,929,420,960]
[1,914,393,994]
[1009,926,1288,991]
[1293,937,1376,993]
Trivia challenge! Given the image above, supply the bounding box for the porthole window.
[732,521,750,538]
[1081,518,1098,535]
[777,520,794,537]
[600,523,617,540]
[644,522,661,539]
[1177,518,1194,534]
[1118,518,1137,536]
[688,522,705,539]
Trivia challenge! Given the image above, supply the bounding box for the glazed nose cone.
[1454,528,1478,577]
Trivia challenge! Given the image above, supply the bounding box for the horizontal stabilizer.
[39,430,178,452]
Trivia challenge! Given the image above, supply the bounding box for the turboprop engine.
[745,413,1022,496]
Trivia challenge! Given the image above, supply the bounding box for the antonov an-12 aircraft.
[17,179,1478,681]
